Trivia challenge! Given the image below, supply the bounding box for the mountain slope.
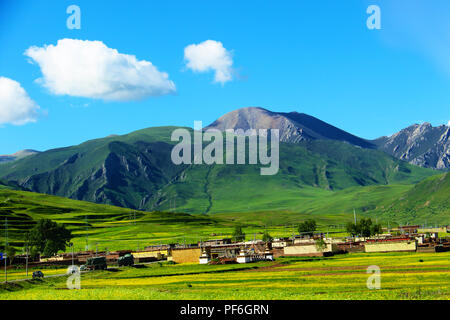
[207,107,450,170]
[150,139,435,215]
[373,123,450,170]
[0,127,185,210]
[206,107,375,148]
[374,172,450,223]
[0,149,40,163]
[0,187,227,248]
[0,126,435,215]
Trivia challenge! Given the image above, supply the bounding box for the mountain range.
[0,107,444,219]
[205,107,375,148]
[207,107,450,170]
[0,149,40,163]
[373,122,449,170]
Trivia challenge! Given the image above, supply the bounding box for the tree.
[346,222,358,237]
[359,218,373,237]
[262,231,273,242]
[314,238,327,252]
[346,218,382,237]
[298,219,317,236]
[232,226,245,243]
[5,246,16,265]
[27,219,72,257]
[371,223,383,236]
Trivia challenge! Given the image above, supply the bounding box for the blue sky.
[0,0,449,154]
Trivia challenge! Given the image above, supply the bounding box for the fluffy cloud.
[184,40,233,84]
[0,77,40,125]
[447,120,450,127]
[25,39,176,101]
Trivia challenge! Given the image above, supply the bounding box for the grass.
[1,176,448,252]
[0,188,238,251]
[0,251,448,300]
[2,266,67,281]
[0,126,437,216]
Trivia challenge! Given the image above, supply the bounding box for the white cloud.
[24,39,176,101]
[184,40,233,84]
[447,120,450,127]
[0,77,40,125]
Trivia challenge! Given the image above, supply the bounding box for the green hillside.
[0,173,447,252]
[156,139,434,215]
[0,188,233,251]
[0,127,436,215]
[373,172,450,223]
[215,173,449,226]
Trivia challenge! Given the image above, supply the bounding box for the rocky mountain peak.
[206,107,374,148]
[374,122,449,170]
[0,149,40,163]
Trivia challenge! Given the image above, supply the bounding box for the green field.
[0,187,313,251]
[1,252,448,300]
[0,188,237,251]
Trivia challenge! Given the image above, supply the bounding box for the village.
[3,224,449,272]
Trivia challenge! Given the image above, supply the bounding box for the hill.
[207,107,450,170]
[373,172,450,223]
[0,174,447,252]
[0,188,231,250]
[0,127,436,215]
[206,107,375,148]
[0,149,40,163]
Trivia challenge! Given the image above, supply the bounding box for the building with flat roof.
[365,238,417,253]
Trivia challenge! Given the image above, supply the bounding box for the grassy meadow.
[0,188,239,251]
[1,176,448,252]
[0,252,448,300]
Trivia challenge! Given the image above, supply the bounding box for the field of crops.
[1,251,448,300]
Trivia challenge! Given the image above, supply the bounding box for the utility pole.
[25,243,29,278]
[70,242,74,267]
[4,217,8,283]
[353,209,357,225]
[85,215,89,251]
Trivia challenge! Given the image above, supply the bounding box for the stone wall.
[284,243,338,256]
[365,240,416,253]
[171,248,202,263]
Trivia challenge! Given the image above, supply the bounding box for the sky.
[0,0,449,154]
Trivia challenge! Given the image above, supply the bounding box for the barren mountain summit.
[206,107,375,148]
